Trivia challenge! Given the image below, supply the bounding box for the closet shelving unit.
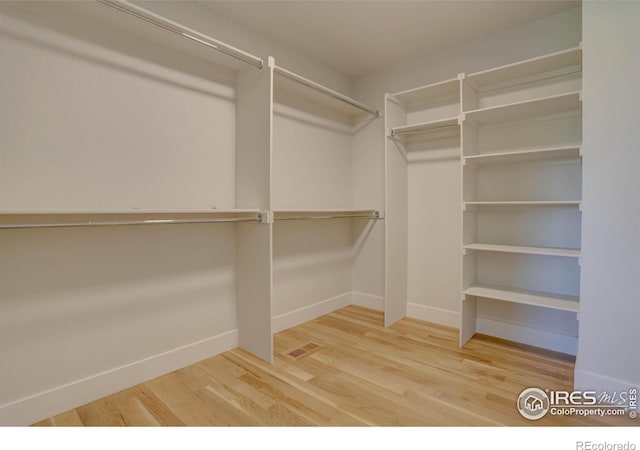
[385,76,462,326]
[384,45,582,353]
[460,45,583,352]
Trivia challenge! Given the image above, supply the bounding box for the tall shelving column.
[460,47,583,353]
[385,77,462,327]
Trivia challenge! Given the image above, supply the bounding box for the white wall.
[355,8,582,335]
[576,1,640,393]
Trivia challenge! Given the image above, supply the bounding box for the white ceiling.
[200,1,579,77]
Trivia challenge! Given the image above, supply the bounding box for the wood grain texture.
[33,306,633,426]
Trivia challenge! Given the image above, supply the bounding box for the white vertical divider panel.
[384,95,408,326]
[460,151,477,351]
[235,57,274,362]
[236,222,273,362]
[460,79,478,345]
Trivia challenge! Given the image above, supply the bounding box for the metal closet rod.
[274,66,379,118]
[0,215,262,230]
[97,0,264,69]
[275,211,380,221]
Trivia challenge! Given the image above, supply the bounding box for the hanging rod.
[274,66,379,118]
[275,211,380,221]
[97,0,264,69]
[0,215,262,230]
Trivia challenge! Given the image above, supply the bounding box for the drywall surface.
[576,1,640,394]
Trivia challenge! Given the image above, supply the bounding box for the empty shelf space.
[463,284,579,312]
[273,209,380,221]
[467,47,582,90]
[463,91,581,127]
[464,243,581,257]
[464,145,581,166]
[274,66,378,118]
[391,77,460,106]
[389,117,459,137]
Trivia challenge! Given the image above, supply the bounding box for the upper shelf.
[0,209,261,215]
[273,209,381,221]
[0,209,264,229]
[464,145,581,166]
[467,46,582,91]
[389,116,459,138]
[464,201,581,209]
[464,243,581,258]
[273,65,379,119]
[463,91,581,127]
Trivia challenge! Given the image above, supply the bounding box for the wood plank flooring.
[34,306,633,426]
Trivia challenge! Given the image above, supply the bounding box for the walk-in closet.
[1,0,638,427]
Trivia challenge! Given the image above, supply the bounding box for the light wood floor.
[34,306,632,426]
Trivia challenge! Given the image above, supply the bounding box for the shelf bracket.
[260,211,273,224]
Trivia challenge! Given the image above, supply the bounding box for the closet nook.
[385,46,582,354]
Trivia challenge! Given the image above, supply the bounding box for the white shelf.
[0,209,264,229]
[463,284,579,312]
[392,77,460,106]
[464,91,581,127]
[273,209,380,220]
[464,201,581,208]
[464,145,581,166]
[467,46,582,90]
[0,209,261,216]
[464,243,581,258]
[389,116,459,137]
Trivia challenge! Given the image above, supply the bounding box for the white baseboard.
[352,292,384,311]
[574,368,639,395]
[407,303,459,328]
[476,317,577,355]
[272,293,352,333]
[0,330,238,426]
